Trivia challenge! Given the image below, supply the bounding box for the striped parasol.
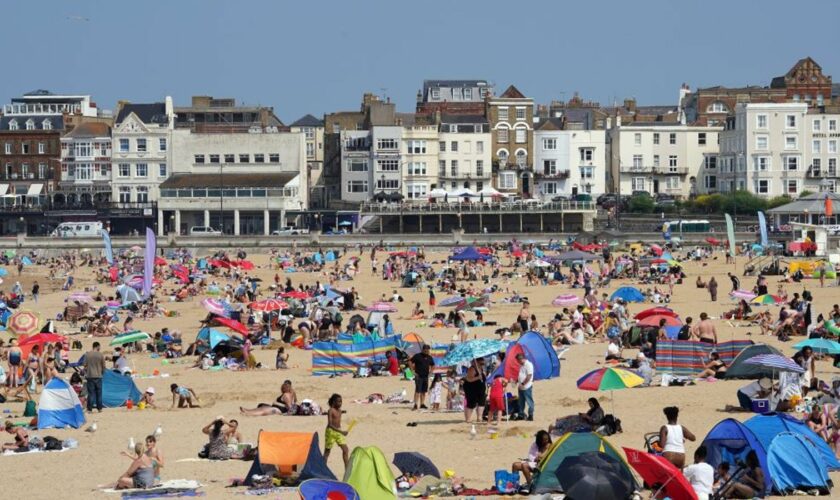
[365,301,398,313]
[201,298,229,316]
[67,292,94,304]
[743,354,804,373]
[7,310,40,335]
[552,294,580,307]
[110,330,151,346]
[439,296,466,307]
[751,294,784,305]
[730,289,757,301]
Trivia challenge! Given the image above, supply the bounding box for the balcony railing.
[621,166,688,175]
[535,170,571,179]
[807,167,840,178]
[0,173,55,181]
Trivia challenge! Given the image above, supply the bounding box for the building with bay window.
[534,115,606,199]
[57,122,112,205]
[437,115,491,194]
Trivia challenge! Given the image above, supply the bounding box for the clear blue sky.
[6,0,840,122]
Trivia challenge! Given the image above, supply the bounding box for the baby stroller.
[643,432,663,454]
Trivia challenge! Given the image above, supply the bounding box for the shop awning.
[0,184,8,196]
[26,183,43,196]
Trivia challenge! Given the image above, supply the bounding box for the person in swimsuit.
[240,380,298,416]
[659,406,696,469]
[170,384,200,408]
[721,450,765,498]
[2,421,29,452]
[7,339,21,387]
[115,443,156,489]
[697,352,727,379]
[463,358,487,424]
[143,435,164,481]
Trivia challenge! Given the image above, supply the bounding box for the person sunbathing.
[240,380,298,416]
[2,421,29,452]
[697,352,727,379]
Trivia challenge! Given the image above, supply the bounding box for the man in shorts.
[409,344,435,410]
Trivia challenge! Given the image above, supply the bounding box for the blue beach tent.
[196,327,231,349]
[745,412,840,471]
[37,377,86,429]
[102,370,143,408]
[493,331,560,381]
[449,247,487,261]
[701,418,772,494]
[765,432,831,494]
[610,286,645,303]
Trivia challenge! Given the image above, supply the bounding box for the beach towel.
[101,479,201,497]
[655,339,753,376]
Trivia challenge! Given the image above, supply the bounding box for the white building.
[289,114,326,207]
[712,102,840,197]
[111,98,174,205]
[609,122,721,198]
[58,122,112,205]
[339,126,403,203]
[534,118,606,199]
[402,123,439,200]
[157,128,307,235]
[437,115,492,194]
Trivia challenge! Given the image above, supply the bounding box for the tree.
[798,190,814,199]
[627,195,655,213]
[766,195,793,209]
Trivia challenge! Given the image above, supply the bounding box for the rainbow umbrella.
[552,294,580,306]
[577,367,645,413]
[751,294,783,305]
[7,310,40,335]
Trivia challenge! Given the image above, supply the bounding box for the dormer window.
[9,120,18,131]
[707,101,728,113]
[25,119,35,130]
[42,119,52,130]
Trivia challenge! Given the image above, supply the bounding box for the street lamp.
[19,216,25,236]
[218,163,225,234]
[314,213,320,231]
[169,214,174,235]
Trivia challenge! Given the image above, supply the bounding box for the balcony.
[535,169,571,179]
[621,165,688,175]
[807,167,840,178]
[0,172,55,181]
[343,142,370,152]
[493,160,532,172]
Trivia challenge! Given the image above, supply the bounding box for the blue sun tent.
[492,331,560,381]
[610,286,645,303]
[766,432,830,494]
[449,247,487,261]
[745,413,840,471]
[38,377,86,429]
[196,327,231,349]
[702,419,772,494]
[102,370,143,408]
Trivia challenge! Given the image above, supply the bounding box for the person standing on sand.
[693,313,717,344]
[514,353,535,421]
[83,342,106,412]
[659,406,695,469]
[727,272,739,292]
[409,344,434,410]
[707,277,718,301]
[324,394,350,468]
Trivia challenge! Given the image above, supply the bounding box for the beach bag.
[677,325,691,341]
[43,436,63,451]
[24,400,36,417]
[600,414,622,435]
[494,470,519,493]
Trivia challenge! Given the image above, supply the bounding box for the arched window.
[42,119,52,130]
[498,150,509,166]
[25,119,35,130]
[8,119,18,131]
[515,149,527,166]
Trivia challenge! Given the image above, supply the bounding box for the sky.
[6,0,840,122]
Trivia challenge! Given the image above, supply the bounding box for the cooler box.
[751,399,770,414]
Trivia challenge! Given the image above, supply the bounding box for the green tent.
[531,431,638,494]
[343,446,397,500]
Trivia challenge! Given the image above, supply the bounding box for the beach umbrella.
[743,354,804,373]
[633,307,677,320]
[705,237,721,246]
[555,453,636,500]
[651,258,668,264]
[7,310,40,335]
[440,339,507,366]
[552,294,580,307]
[667,260,682,267]
[18,333,66,347]
[365,301,398,313]
[0,268,8,277]
[793,338,840,355]
[201,298,229,316]
[527,259,551,268]
[393,451,441,478]
[751,294,783,305]
[455,296,488,312]
[510,249,526,258]
[210,316,249,335]
[67,292,94,304]
[110,330,151,346]
[623,448,697,500]
[250,299,289,312]
[730,289,757,301]
[154,257,167,266]
[577,367,644,392]
[636,314,682,327]
[439,296,466,307]
[649,244,663,256]
[281,290,309,299]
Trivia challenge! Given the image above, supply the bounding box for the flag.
[662,222,671,241]
[143,228,156,298]
[725,213,736,257]
[826,195,833,218]
[101,229,114,265]
[757,211,768,247]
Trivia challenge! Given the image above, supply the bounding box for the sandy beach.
[1,246,838,499]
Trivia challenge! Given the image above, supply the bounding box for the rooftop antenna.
[380,88,388,101]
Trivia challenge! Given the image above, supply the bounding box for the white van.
[51,221,104,238]
[189,226,222,236]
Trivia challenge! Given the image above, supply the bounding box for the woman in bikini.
[240,380,298,416]
[7,338,21,387]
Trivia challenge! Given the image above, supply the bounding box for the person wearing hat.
[736,378,772,411]
[140,387,157,409]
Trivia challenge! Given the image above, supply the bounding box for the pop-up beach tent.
[102,369,143,408]
[724,344,785,379]
[245,432,335,485]
[37,377,86,429]
[343,446,397,500]
[493,331,560,381]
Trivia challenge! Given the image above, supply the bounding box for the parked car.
[271,226,310,236]
[189,226,222,236]
[51,221,104,238]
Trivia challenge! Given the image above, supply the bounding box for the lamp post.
[169,214,174,235]
[218,163,224,234]
[314,213,320,231]
[19,216,25,236]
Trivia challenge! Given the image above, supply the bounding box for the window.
[632,155,643,168]
[208,154,219,163]
[159,138,167,151]
[22,143,29,154]
[20,164,28,178]
[450,181,457,189]
[666,177,680,189]
[498,150,509,165]
[476,160,484,177]
[515,129,526,143]
[136,163,147,177]
[515,150,527,166]
[580,148,593,162]
[707,101,728,113]
[25,119,35,130]
[42,119,52,130]
[543,138,557,150]
[634,133,641,145]
[377,159,399,172]
[76,163,92,180]
[580,166,594,179]
[757,179,770,194]
[348,160,367,172]
[813,159,822,175]
[476,141,484,154]
[829,140,838,154]
[375,179,400,190]
[136,139,147,152]
[498,128,509,143]
[407,140,426,154]
[793,94,801,102]
[498,172,516,189]
[463,88,472,100]
[346,180,368,193]
[254,154,265,163]
[669,155,678,169]
[785,136,797,150]
[786,156,799,170]
[515,107,526,120]
[224,154,235,163]
[450,141,458,152]
[830,158,837,176]
[38,163,47,179]
[118,163,130,177]
[756,114,768,129]
[813,140,822,153]
[119,138,129,152]
[239,154,250,163]
[632,177,646,191]
[159,163,167,178]
[698,132,707,145]
[543,182,557,195]
[543,160,557,175]
[476,181,484,191]
[8,120,18,131]
[119,187,131,203]
[786,180,798,194]
[498,107,509,121]
[438,160,445,176]
[303,127,315,140]
[406,183,428,199]
[754,157,769,171]
[407,162,426,175]
[669,133,676,145]
[756,135,768,150]
[430,88,440,100]
[3,143,10,155]
[830,120,837,131]
[37,142,45,154]
[269,153,280,162]
[653,133,660,145]
[705,156,717,169]
[376,138,398,150]
[439,141,445,152]
[450,160,459,177]
[194,154,205,164]
[75,142,90,157]
[786,114,797,128]
[814,119,822,132]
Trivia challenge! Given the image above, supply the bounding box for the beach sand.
[1,248,838,499]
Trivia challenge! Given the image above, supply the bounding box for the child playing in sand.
[141,387,157,409]
[324,393,349,467]
[429,374,443,411]
[488,374,507,428]
[170,383,200,408]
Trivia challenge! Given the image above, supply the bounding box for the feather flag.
[826,195,833,218]
[101,229,114,265]
[143,228,155,298]
[725,213,736,257]
[757,211,768,247]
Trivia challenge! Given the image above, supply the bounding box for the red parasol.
[250,299,289,312]
[154,257,167,266]
[510,250,526,258]
[637,314,683,327]
[208,259,233,269]
[281,291,309,299]
[18,333,66,347]
[705,237,721,246]
[210,316,249,335]
[634,307,679,320]
[623,447,698,500]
